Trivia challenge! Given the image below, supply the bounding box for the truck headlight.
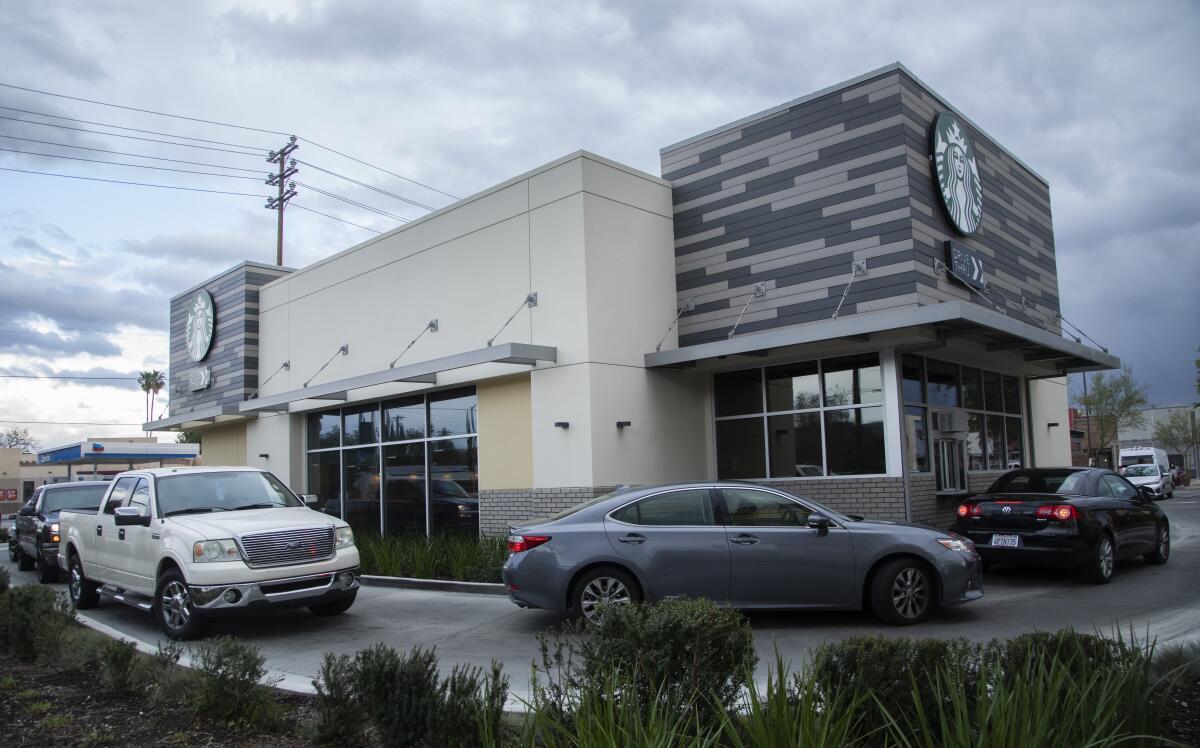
[192,539,241,562]
[335,526,354,549]
[49,522,59,533]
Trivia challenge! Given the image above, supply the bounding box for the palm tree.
[137,370,165,431]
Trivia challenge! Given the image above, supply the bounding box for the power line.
[0,419,143,426]
[0,374,142,381]
[295,181,410,222]
[298,159,436,212]
[0,115,265,156]
[0,104,270,150]
[0,81,289,137]
[0,166,268,197]
[290,202,383,234]
[0,133,262,171]
[0,146,262,180]
[299,138,459,200]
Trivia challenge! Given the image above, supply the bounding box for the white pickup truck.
[58,466,360,639]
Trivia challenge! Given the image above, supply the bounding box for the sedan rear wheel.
[1143,524,1170,565]
[1084,533,1115,584]
[870,558,933,625]
[571,567,640,622]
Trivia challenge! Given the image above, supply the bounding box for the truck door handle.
[618,533,647,544]
[730,534,760,545]
[96,525,102,536]
[118,529,126,541]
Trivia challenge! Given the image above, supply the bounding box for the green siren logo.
[932,112,983,236]
[185,290,215,362]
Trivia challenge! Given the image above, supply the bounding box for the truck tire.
[869,558,934,625]
[7,538,17,562]
[308,591,357,616]
[17,544,35,571]
[37,550,59,583]
[154,567,207,640]
[68,553,101,610]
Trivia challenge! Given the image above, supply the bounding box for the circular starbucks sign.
[931,112,983,236]
[184,290,215,362]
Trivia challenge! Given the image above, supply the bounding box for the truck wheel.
[308,591,357,616]
[154,568,207,640]
[68,554,101,610]
[870,558,934,625]
[37,550,59,583]
[17,544,35,571]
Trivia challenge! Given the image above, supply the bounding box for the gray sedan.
[502,482,983,625]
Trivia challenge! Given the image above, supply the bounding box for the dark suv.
[13,482,108,583]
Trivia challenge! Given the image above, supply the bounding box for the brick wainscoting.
[480,487,618,536]
[910,471,1009,531]
[750,477,907,521]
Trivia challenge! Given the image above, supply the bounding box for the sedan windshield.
[43,485,107,513]
[156,472,301,517]
[987,470,1090,494]
[1123,465,1159,477]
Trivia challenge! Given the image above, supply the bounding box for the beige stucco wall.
[477,374,533,489]
[196,422,247,467]
[1028,377,1071,467]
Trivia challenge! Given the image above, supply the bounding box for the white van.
[1119,447,1175,499]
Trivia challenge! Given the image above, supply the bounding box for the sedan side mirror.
[113,506,151,527]
[807,516,832,536]
[1136,486,1155,501]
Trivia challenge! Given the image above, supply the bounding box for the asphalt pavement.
[9,487,1200,702]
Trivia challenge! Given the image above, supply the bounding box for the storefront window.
[1006,417,1024,469]
[967,413,985,471]
[714,353,885,479]
[925,360,960,407]
[982,370,1002,412]
[985,415,1005,471]
[904,406,930,473]
[305,387,479,537]
[901,355,925,403]
[1002,376,1021,415]
[961,368,983,410]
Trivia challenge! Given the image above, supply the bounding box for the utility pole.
[266,136,299,266]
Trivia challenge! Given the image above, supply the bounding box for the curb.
[360,574,507,596]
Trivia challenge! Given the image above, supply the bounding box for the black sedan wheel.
[871,558,933,625]
[1143,524,1170,565]
[1084,533,1116,584]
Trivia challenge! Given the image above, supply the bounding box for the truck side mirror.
[18,504,36,517]
[114,506,151,527]
[301,494,320,508]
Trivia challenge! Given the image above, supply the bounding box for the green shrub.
[0,584,76,660]
[987,629,1134,680]
[356,533,508,582]
[189,636,283,727]
[0,564,10,592]
[99,638,142,694]
[533,598,756,727]
[143,640,189,707]
[311,653,364,746]
[351,644,510,748]
[1152,640,1200,683]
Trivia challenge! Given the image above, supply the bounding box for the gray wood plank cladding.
[167,262,290,417]
[660,68,1060,346]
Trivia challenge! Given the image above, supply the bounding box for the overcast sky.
[1,0,1197,449]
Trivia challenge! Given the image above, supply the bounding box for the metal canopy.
[644,301,1119,375]
[239,342,557,415]
[144,404,257,432]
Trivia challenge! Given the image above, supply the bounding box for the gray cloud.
[0,364,143,391]
[0,2,107,81]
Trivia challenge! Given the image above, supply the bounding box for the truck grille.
[239,527,335,568]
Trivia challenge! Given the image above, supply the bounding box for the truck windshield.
[156,472,302,516]
[43,485,107,513]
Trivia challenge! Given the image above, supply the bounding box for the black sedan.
[953,468,1169,584]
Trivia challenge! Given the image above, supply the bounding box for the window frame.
[605,487,721,528]
[717,486,818,528]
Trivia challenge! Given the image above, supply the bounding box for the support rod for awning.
[488,293,537,347]
[304,344,349,388]
[390,320,438,368]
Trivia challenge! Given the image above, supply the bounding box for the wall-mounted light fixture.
[1047,423,1060,428]
[616,421,631,429]
[554,421,570,429]
[258,453,270,459]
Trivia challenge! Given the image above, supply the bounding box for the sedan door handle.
[730,534,760,545]
[618,533,647,544]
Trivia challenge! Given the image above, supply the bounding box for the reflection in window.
[428,437,479,536]
[343,447,380,536]
[383,396,426,442]
[343,405,379,446]
[925,360,960,407]
[383,443,425,535]
[904,406,930,473]
[985,415,1005,471]
[716,418,765,479]
[428,388,478,437]
[1002,376,1021,415]
[766,361,820,412]
[768,413,824,477]
[824,406,885,475]
[967,414,985,471]
[308,412,341,449]
[715,369,763,417]
[822,354,882,406]
[612,489,714,526]
[1006,417,1024,468]
[307,450,341,518]
[982,370,1002,413]
[961,368,983,410]
[721,488,810,526]
[901,355,924,403]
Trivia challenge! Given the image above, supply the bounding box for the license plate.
[991,534,1020,548]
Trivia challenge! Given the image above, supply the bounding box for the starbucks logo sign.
[931,112,983,236]
[185,290,215,362]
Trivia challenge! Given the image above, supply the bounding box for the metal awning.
[144,404,257,432]
[645,301,1119,376]
[239,342,557,415]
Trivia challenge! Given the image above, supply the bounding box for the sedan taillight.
[507,534,551,553]
[957,503,982,518]
[1035,504,1079,521]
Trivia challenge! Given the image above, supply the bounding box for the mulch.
[1163,676,1200,747]
[0,655,314,747]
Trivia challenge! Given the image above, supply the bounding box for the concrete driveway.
[9,488,1200,701]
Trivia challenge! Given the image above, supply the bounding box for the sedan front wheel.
[870,558,934,625]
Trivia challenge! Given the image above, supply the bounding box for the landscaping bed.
[355,533,508,582]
